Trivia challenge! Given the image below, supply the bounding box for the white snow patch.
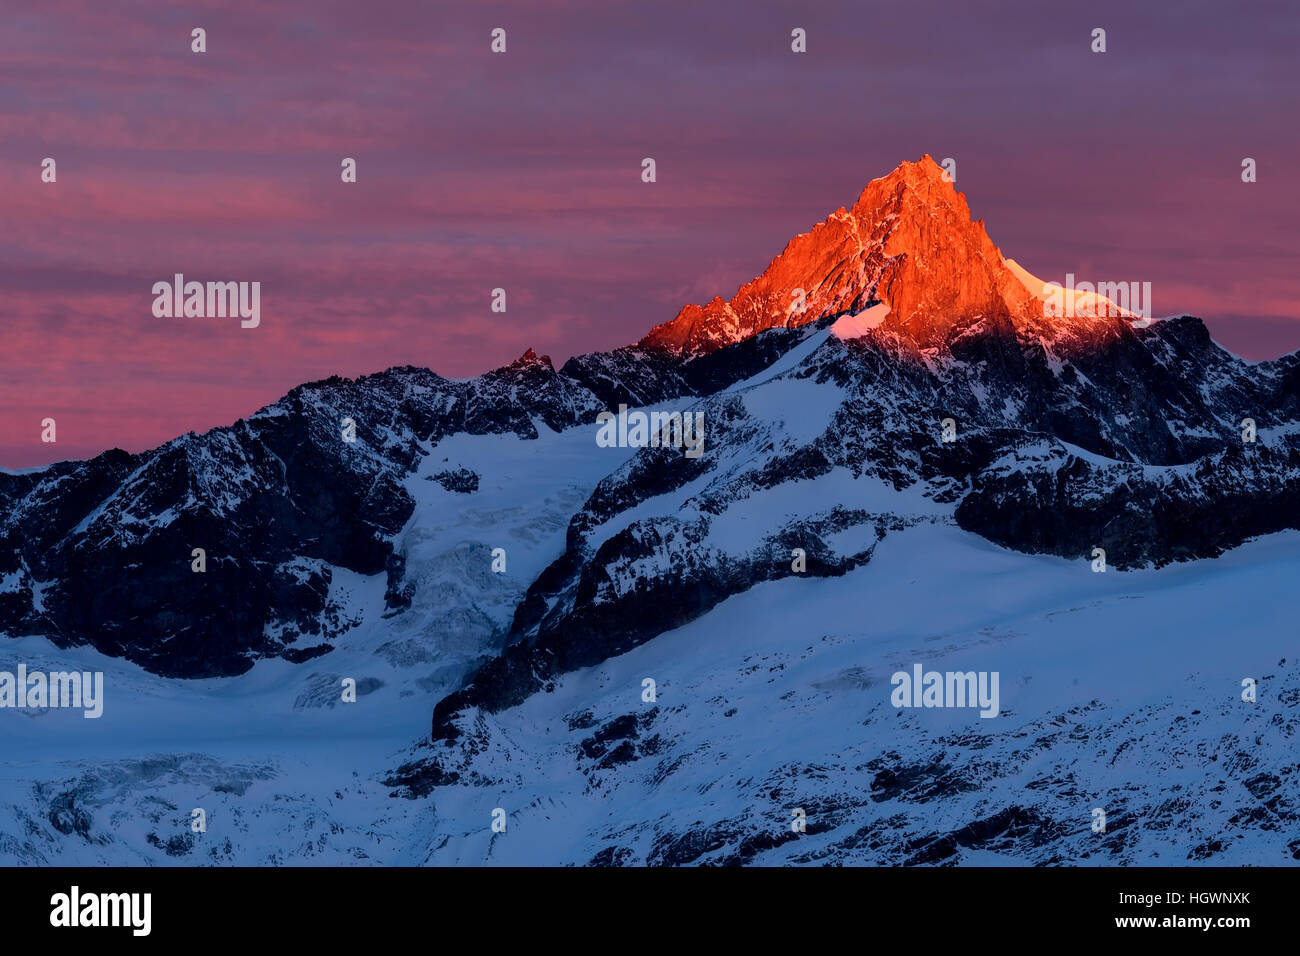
[831,303,890,340]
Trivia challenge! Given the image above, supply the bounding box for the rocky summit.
[638,154,1098,356]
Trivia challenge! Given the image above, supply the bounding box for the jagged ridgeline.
[3,154,1298,701]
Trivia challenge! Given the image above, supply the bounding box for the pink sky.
[3,0,1298,466]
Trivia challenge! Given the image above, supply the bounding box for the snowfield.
[3,513,1296,864]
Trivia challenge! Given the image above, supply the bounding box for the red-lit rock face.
[639,154,1118,356]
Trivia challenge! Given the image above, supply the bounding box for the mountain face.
[404,312,1299,761]
[4,157,1299,865]
[638,155,1085,356]
[0,353,604,677]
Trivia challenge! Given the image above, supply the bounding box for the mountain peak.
[638,155,1099,356]
[894,152,950,183]
[508,348,554,371]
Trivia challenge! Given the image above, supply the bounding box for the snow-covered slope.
[0,421,638,864]
[397,526,1300,866]
[4,526,1297,865]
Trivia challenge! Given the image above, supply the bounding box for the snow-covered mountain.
[2,156,1298,865]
